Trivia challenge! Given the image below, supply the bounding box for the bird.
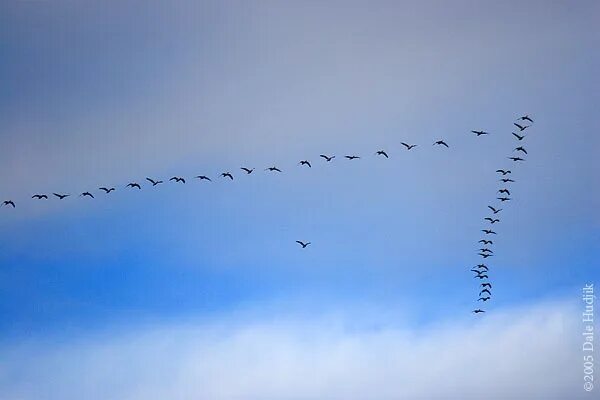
[518,115,534,123]
[496,169,511,175]
[401,142,417,150]
[514,146,528,154]
[80,192,94,199]
[508,156,525,162]
[475,264,489,272]
[488,206,502,214]
[482,229,497,235]
[221,172,234,180]
[170,177,186,183]
[471,130,490,136]
[146,178,163,186]
[513,122,529,131]
[433,140,449,147]
[474,274,489,280]
[478,297,491,302]
[298,160,312,168]
[375,150,389,158]
[480,283,492,289]
[320,154,335,162]
[32,194,48,200]
[344,155,360,160]
[1,200,15,208]
[471,268,483,273]
[512,132,526,141]
[479,253,493,259]
[241,167,254,174]
[99,187,115,193]
[296,240,311,248]
[479,248,493,253]
[126,183,141,190]
[479,289,492,296]
[498,189,511,196]
[484,217,500,224]
[500,178,515,183]
[53,193,70,199]
[479,239,493,245]
[472,309,486,314]
[195,175,212,181]
[497,197,511,202]
[266,166,282,172]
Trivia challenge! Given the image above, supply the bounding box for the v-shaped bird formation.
[1,115,535,314]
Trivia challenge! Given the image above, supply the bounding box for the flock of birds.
[471,115,534,314]
[2,115,535,314]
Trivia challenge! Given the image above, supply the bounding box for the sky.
[0,1,599,399]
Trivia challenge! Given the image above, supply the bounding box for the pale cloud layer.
[0,299,586,400]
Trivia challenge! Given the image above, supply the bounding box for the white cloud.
[0,299,586,400]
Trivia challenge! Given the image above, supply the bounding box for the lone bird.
[170,176,186,184]
[498,189,511,195]
[1,200,15,208]
[299,160,312,168]
[32,194,48,200]
[266,166,282,172]
[479,240,493,245]
[344,155,360,160]
[496,169,511,175]
[500,178,515,183]
[512,132,526,141]
[126,183,141,190]
[471,130,490,136]
[433,140,449,147]
[514,146,528,154]
[482,229,497,235]
[80,192,94,199]
[517,115,534,123]
[484,217,500,224]
[497,197,512,202]
[53,193,70,199]
[99,187,115,193]
[296,240,311,248]
[488,206,502,214]
[221,172,234,180]
[508,156,525,162]
[320,154,335,162]
[375,150,389,158]
[513,122,529,132]
[401,142,417,150]
[241,167,254,174]
[146,178,163,186]
[478,297,491,302]
[472,309,486,314]
[195,175,212,181]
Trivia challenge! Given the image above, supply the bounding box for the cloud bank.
[0,299,585,400]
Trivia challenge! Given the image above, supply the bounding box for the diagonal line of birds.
[2,115,534,314]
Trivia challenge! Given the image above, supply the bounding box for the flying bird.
[472,309,485,314]
[478,253,493,259]
[474,274,489,280]
[80,192,94,199]
[146,178,163,186]
[401,142,417,150]
[221,172,234,180]
[513,122,529,131]
[479,248,494,253]
[518,115,534,123]
[475,264,489,272]
[195,175,212,181]
[170,177,186,183]
[296,240,311,248]
[497,197,512,202]
[344,155,360,160]
[508,156,525,162]
[320,154,335,162]
[241,167,254,174]
[53,193,70,199]
[32,194,48,200]
[496,169,511,175]
[514,146,528,154]
[266,166,282,172]
[500,178,515,183]
[471,130,490,136]
[512,132,526,141]
[298,160,312,168]
[126,183,141,190]
[481,283,492,289]
[433,140,449,147]
[498,189,511,195]
[478,297,491,302]
[479,290,492,297]
[1,200,15,208]
[375,150,389,158]
[99,187,115,193]
[484,217,500,224]
[488,206,502,214]
[482,229,497,235]
[479,239,493,245]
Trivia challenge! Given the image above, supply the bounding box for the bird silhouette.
[80,192,94,199]
[484,217,500,224]
[344,155,360,160]
[488,206,502,214]
[221,172,234,180]
[53,193,70,199]
[195,175,212,181]
[479,248,493,253]
[170,177,186,183]
[266,166,282,172]
[475,264,489,271]
[433,140,449,147]
[126,183,141,190]
[512,132,526,141]
[514,146,528,154]
[298,160,312,168]
[478,297,491,302]
[32,194,48,200]
[471,130,490,136]
[472,309,485,314]
[478,253,493,259]
[296,240,311,248]
[498,189,510,195]
[375,150,389,158]
[479,290,492,297]
[513,122,529,131]
[508,156,525,162]
[1,200,15,208]
[241,167,254,174]
[479,239,493,245]
[480,283,492,289]
[401,142,417,150]
[474,274,489,279]
[320,154,335,162]
[500,178,515,183]
[518,115,533,123]
[146,178,163,186]
[497,197,511,202]
[496,169,511,175]
[482,229,497,235]
[99,187,115,193]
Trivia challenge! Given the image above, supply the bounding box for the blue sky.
[0,1,599,398]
